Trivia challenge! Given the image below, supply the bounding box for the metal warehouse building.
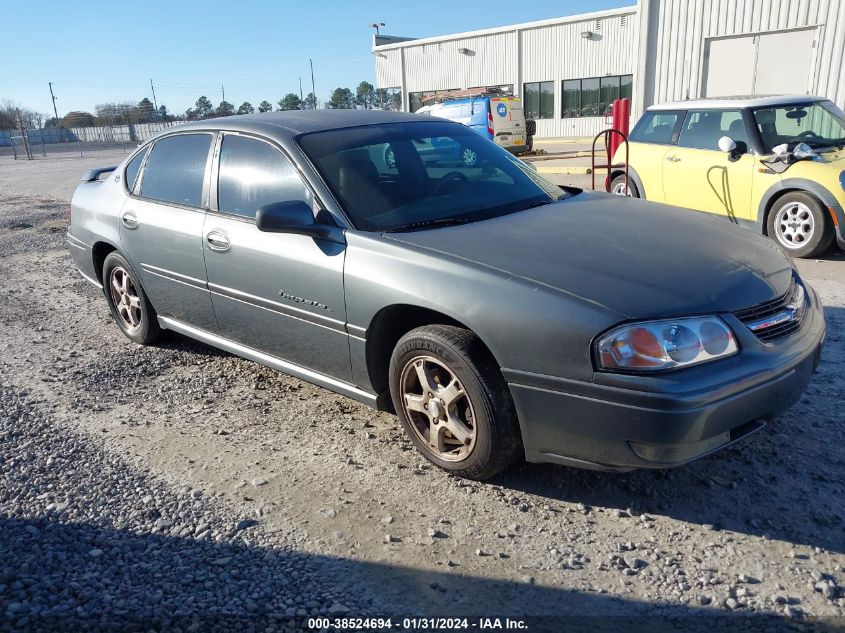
[372,0,845,138]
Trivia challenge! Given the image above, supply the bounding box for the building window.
[561,74,633,118]
[523,82,554,119]
[408,89,458,113]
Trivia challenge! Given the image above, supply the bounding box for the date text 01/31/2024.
[306,617,528,630]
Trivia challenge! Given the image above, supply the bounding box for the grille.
[734,280,805,343]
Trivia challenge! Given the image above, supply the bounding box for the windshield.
[298,121,564,232]
[752,101,845,152]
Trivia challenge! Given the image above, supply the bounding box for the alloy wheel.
[612,180,632,196]
[399,355,476,461]
[774,201,815,249]
[109,266,142,330]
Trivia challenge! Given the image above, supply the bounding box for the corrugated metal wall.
[402,32,518,92]
[522,14,637,137]
[373,0,845,138]
[374,48,403,90]
[641,0,845,108]
[373,7,638,138]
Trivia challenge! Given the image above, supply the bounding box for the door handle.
[121,211,138,229]
[665,156,681,163]
[206,231,230,252]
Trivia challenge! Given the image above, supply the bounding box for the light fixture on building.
[458,47,470,54]
[581,31,594,40]
[371,22,386,35]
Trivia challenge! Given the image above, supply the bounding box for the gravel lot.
[1,154,844,630]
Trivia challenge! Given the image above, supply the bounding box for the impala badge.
[279,290,329,311]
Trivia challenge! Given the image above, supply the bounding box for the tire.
[766,191,834,258]
[610,174,639,197]
[388,324,522,480]
[102,251,161,345]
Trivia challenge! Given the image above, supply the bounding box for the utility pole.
[221,84,225,103]
[16,108,33,160]
[149,78,159,112]
[48,82,60,140]
[309,59,316,107]
[299,76,303,107]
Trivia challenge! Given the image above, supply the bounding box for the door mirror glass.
[718,136,737,153]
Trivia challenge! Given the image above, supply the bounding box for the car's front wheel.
[103,251,161,345]
[389,325,521,480]
[767,191,834,258]
[610,174,639,197]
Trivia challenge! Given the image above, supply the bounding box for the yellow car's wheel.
[610,174,639,198]
[767,192,834,258]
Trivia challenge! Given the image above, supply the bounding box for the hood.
[385,192,794,319]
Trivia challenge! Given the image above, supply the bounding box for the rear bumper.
[505,284,826,471]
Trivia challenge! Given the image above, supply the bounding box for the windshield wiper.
[383,217,470,233]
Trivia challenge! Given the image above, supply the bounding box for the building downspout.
[400,47,408,112]
[516,28,522,97]
[634,0,660,122]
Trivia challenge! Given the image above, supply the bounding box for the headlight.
[596,317,738,372]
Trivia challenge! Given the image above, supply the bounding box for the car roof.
[648,95,828,111]
[166,109,429,139]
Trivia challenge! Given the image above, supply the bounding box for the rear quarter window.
[124,149,147,193]
[629,111,683,145]
[140,134,213,208]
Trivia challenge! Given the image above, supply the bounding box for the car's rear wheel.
[767,191,834,258]
[610,174,639,197]
[103,251,161,345]
[389,325,521,480]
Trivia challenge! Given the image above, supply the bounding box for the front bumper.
[505,284,826,471]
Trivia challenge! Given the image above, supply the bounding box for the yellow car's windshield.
[753,100,845,152]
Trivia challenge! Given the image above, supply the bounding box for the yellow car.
[611,95,845,258]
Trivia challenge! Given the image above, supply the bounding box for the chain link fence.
[0,121,183,160]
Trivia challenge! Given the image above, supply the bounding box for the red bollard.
[618,97,631,139]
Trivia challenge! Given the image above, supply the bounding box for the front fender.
[342,231,622,392]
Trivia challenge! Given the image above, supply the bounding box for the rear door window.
[629,111,683,144]
[217,134,312,219]
[140,134,213,207]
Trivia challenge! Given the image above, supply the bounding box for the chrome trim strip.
[346,324,367,340]
[746,285,805,332]
[157,316,377,407]
[208,282,346,333]
[140,263,208,290]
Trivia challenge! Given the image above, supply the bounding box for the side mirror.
[718,136,738,153]
[256,201,343,242]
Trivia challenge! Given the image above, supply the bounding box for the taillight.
[487,110,494,136]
